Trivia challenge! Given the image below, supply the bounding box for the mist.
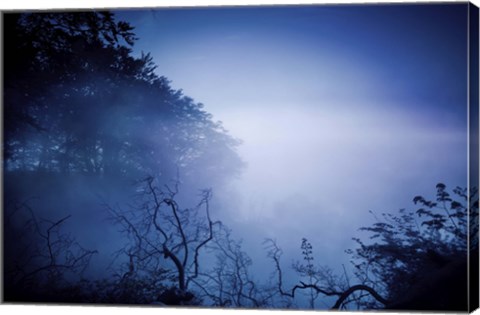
[116,3,469,285]
[3,3,476,311]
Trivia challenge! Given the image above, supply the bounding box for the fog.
[3,4,474,310]
[115,3,468,283]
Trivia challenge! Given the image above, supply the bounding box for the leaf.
[416,208,431,217]
[451,201,462,209]
[413,196,423,204]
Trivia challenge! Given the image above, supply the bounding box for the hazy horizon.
[115,4,468,273]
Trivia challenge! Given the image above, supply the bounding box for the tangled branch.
[264,238,388,309]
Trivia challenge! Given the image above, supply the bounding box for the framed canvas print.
[1,1,479,312]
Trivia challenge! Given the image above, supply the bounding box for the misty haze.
[2,3,479,312]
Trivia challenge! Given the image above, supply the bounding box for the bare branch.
[9,208,97,287]
[163,198,188,268]
[44,215,72,266]
[162,244,185,291]
[265,238,388,310]
[264,238,294,298]
[187,189,215,286]
[331,284,389,309]
[146,179,168,242]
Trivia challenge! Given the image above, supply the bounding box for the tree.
[264,183,478,311]
[106,176,212,303]
[4,199,97,302]
[3,11,243,188]
[293,238,318,309]
[3,12,136,164]
[107,176,262,306]
[192,224,273,307]
[347,183,478,311]
[264,238,388,310]
[3,10,244,305]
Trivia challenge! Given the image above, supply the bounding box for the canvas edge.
[468,1,480,313]
[0,3,477,314]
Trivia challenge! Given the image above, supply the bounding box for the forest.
[2,9,479,311]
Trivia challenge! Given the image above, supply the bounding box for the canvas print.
[2,2,479,312]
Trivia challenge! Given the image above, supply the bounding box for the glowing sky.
[115,3,469,273]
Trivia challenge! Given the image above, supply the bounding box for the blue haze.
[114,4,469,307]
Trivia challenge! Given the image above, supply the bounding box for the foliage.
[291,238,318,308]
[3,11,243,187]
[2,9,247,306]
[264,238,371,310]
[3,10,246,306]
[347,183,478,309]
[3,10,476,311]
[264,183,478,311]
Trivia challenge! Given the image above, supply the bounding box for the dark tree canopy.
[3,10,249,306]
[264,184,478,311]
[3,11,243,185]
[347,184,478,311]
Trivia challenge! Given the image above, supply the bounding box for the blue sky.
[117,4,467,119]
[114,3,469,296]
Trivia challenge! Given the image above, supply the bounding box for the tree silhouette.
[3,10,244,306]
[348,183,478,310]
[350,183,478,310]
[3,11,242,187]
[264,183,478,311]
[106,176,213,303]
[264,238,388,310]
[4,9,477,311]
[107,176,263,306]
[4,199,97,302]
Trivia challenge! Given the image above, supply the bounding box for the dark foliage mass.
[349,184,478,311]
[352,183,478,310]
[265,184,478,311]
[3,11,242,183]
[2,10,477,311]
[3,10,245,305]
